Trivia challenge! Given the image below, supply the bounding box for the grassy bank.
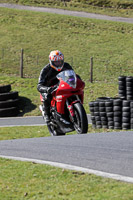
[0,8,133,80]
[0,0,133,17]
[0,8,133,115]
[1,157,133,200]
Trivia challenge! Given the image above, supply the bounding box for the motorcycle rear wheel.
[47,123,65,136]
[73,102,88,134]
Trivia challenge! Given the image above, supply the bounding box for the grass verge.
[0,124,123,140]
[0,157,133,200]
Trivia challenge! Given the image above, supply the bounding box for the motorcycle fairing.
[51,78,85,114]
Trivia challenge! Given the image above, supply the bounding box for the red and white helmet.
[49,50,64,71]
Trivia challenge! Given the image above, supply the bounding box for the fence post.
[90,57,93,83]
[20,48,24,78]
[1,48,4,68]
[37,55,39,65]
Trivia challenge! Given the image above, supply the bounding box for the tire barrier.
[118,76,133,100]
[89,98,133,130]
[0,91,18,101]
[89,76,133,130]
[0,85,19,117]
[118,76,126,99]
[0,84,11,93]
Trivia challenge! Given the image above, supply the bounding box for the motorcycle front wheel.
[73,102,88,134]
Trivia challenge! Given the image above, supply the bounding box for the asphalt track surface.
[0,115,91,127]
[0,116,46,127]
[1,115,133,183]
[0,3,133,24]
[0,4,133,183]
[1,131,133,183]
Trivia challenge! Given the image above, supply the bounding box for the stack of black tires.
[89,76,133,130]
[118,76,133,100]
[0,85,19,117]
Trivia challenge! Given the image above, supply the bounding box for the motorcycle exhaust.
[49,121,58,128]
[39,105,44,117]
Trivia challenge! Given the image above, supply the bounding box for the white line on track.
[0,124,45,127]
[0,155,133,183]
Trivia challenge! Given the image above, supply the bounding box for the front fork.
[66,96,81,122]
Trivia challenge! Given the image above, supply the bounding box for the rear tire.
[73,102,88,134]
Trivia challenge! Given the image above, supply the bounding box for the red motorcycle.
[40,70,88,136]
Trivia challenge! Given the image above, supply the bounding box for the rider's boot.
[43,104,50,123]
[44,114,50,123]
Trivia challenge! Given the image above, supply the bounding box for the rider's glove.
[47,85,58,94]
[47,87,53,94]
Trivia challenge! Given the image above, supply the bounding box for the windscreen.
[57,70,77,88]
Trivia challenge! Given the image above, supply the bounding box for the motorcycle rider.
[37,50,73,123]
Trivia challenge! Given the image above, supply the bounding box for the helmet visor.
[52,60,64,69]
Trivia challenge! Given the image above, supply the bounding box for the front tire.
[73,102,88,134]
